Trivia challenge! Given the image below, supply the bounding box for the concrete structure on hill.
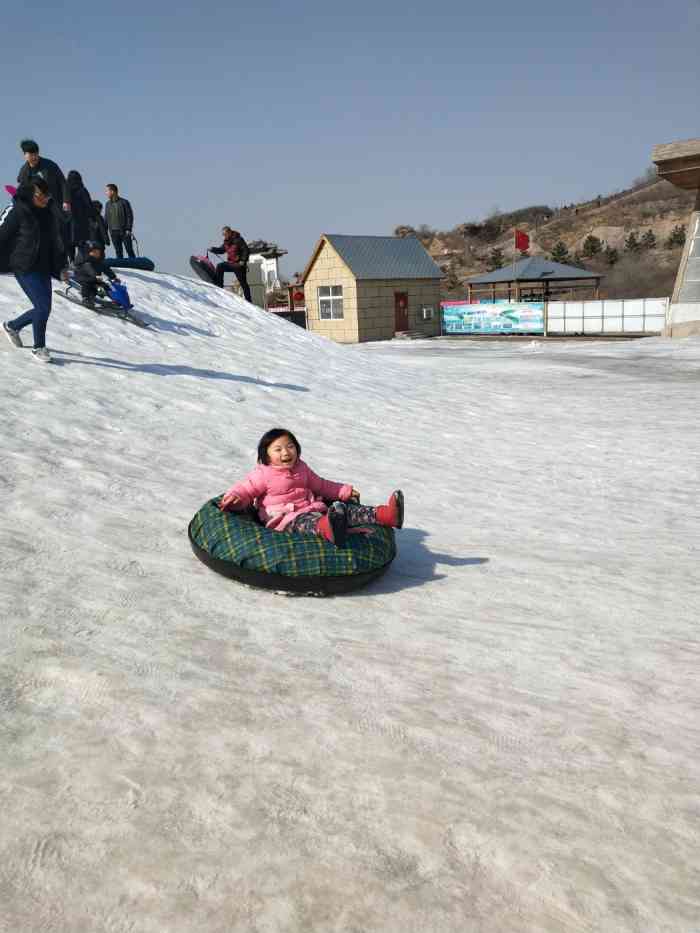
[466,257,601,303]
[652,138,700,337]
[301,234,443,343]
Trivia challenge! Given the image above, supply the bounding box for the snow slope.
[1,271,699,932]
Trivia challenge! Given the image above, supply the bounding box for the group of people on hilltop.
[16,140,136,260]
[2,138,256,364]
[0,138,138,362]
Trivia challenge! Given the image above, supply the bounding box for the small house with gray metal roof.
[301,234,443,343]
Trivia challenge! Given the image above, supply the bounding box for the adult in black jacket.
[210,226,252,301]
[66,170,98,261]
[17,139,70,212]
[104,183,135,258]
[89,200,110,250]
[1,179,67,362]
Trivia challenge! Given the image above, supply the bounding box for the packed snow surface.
[1,271,699,932]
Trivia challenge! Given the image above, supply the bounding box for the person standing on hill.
[104,183,135,259]
[65,170,97,262]
[89,200,110,250]
[17,139,70,213]
[1,178,67,363]
[210,226,251,301]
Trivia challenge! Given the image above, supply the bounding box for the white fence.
[546,298,668,335]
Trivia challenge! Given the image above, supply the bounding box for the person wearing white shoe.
[0,178,67,360]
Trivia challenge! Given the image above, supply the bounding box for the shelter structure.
[247,240,287,293]
[301,234,442,343]
[652,138,700,337]
[466,258,601,304]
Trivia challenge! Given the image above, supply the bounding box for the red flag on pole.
[515,229,530,252]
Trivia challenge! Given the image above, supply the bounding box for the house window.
[421,305,434,321]
[318,285,344,320]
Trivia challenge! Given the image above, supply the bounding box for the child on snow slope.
[218,428,404,548]
[72,240,119,306]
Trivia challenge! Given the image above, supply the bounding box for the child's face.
[266,434,298,468]
[88,249,102,259]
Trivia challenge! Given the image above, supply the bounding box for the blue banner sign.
[441,301,545,335]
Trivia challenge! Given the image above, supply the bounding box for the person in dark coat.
[210,226,252,301]
[72,241,119,306]
[104,183,135,259]
[66,170,97,262]
[1,179,67,362]
[89,200,110,250]
[17,139,70,212]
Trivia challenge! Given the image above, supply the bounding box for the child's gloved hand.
[219,491,241,511]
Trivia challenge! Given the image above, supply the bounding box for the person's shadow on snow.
[351,527,488,596]
[54,353,309,392]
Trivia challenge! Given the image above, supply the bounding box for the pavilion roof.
[467,257,600,285]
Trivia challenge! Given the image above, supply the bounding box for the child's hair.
[20,138,39,154]
[257,428,301,464]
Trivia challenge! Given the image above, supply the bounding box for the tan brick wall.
[356,279,442,342]
[304,241,359,344]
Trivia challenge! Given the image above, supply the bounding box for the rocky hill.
[398,176,695,300]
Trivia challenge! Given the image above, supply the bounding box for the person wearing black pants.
[214,260,251,300]
[104,183,135,259]
[210,226,252,301]
[111,230,135,259]
[1,179,67,363]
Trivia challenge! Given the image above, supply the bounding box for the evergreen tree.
[665,225,686,249]
[486,247,505,271]
[549,241,570,263]
[624,231,641,254]
[569,253,588,270]
[604,245,619,266]
[582,234,602,257]
[640,229,657,251]
[445,258,462,293]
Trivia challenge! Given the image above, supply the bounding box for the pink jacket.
[223,460,354,531]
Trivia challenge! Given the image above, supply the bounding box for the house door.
[394,292,409,332]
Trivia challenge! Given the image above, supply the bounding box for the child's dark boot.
[317,502,348,547]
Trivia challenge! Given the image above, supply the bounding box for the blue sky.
[2,0,698,278]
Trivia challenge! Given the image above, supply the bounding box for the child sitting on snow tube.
[219,427,404,546]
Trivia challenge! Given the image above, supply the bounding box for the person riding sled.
[218,428,404,547]
[72,240,120,307]
[209,225,252,301]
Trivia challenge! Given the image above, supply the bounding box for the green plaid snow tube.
[188,496,397,595]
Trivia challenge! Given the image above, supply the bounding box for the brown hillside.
[399,178,695,300]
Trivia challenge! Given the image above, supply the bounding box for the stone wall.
[667,212,700,336]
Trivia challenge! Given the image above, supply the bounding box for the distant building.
[301,234,443,343]
[247,241,288,293]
